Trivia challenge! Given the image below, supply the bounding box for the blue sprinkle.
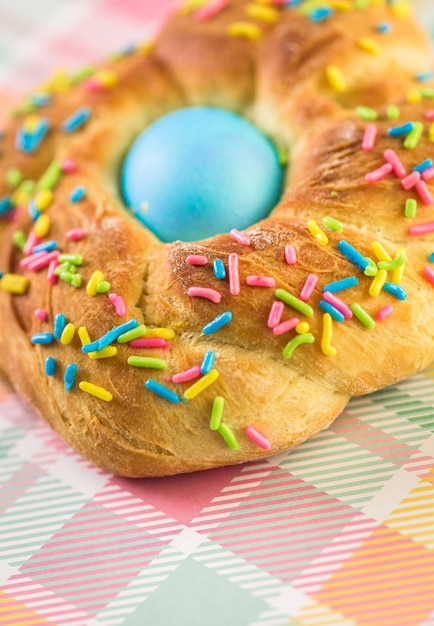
[32,240,58,253]
[64,363,78,391]
[284,0,303,6]
[0,196,13,217]
[387,122,415,137]
[145,379,182,404]
[31,332,54,345]
[62,107,91,133]
[69,185,86,203]
[319,300,345,322]
[45,356,56,376]
[29,92,52,107]
[376,22,392,33]
[202,312,232,336]
[414,159,433,173]
[323,276,358,292]
[429,252,434,263]
[54,313,67,340]
[213,259,226,280]
[337,241,369,272]
[200,351,215,375]
[416,71,434,82]
[0,271,3,279]
[383,282,407,301]
[16,118,49,153]
[82,319,139,353]
[28,200,40,222]
[309,7,333,21]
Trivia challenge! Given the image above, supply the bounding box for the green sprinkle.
[350,303,376,329]
[387,104,400,120]
[58,253,83,265]
[70,274,82,288]
[70,65,95,83]
[127,356,167,369]
[218,423,239,450]
[364,257,378,277]
[283,333,315,359]
[277,144,288,166]
[404,121,424,149]
[96,281,111,294]
[210,396,225,431]
[117,325,147,343]
[355,106,378,121]
[405,198,417,218]
[6,168,23,189]
[330,190,339,198]
[323,216,343,232]
[420,88,434,99]
[59,270,74,284]
[275,289,314,317]
[378,250,406,271]
[54,262,76,276]
[36,160,62,191]
[12,230,26,251]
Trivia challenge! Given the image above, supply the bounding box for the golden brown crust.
[1,1,434,476]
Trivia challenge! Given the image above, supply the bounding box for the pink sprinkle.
[284,245,297,265]
[27,250,60,271]
[187,286,222,303]
[423,265,434,285]
[384,149,406,178]
[365,162,393,184]
[20,250,46,269]
[130,338,169,349]
[23,231,39,256]
[376,304,394,321]
[61,158,77,173]
[323,291,352,319]
[195,0,228,20]
[245,276,276,288]
[34,308,48,322]
[426,110,434,121]
[47,259,59,284]
[83,77,103,92]
[245,426,271,451]
[267,301,284,328]
[401,171,421,190]
[272,317,300,336]
[108,293,127,317]
[362,123,377,152]
[66,228,85,241]
[415,180,434,206]
[422,165,434,181]
[299,274,318,301]
[228,253,240,296]
[172,366,201,384]
[230,228,250,246]
[186,254,208,265]
[408,221,434,236]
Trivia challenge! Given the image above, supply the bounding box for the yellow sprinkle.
[357,37,381,56]
[78,326,91,345]
[392,263,405,285]
[227,22,262,40]
[325,65,347,94]
[308,220,328,246]
[34,189,53,211]
[86,270,105,296]
[372,241,391,262]
[429,121,434,142]
[328,0,352,10]
[88,346,118,360]
[406,89,422,105]
[184,369,220,400]
[137,40,154,55]
[176,0,207,15]
[12,180,35,206]
[42,69,72,94]
[60,323,76,345]
[321,313,337,357]
[93,69,118,88]
[245,4,279,23]
[296,322,310,335]
[23,114,41,133]
[389,0,413,17]
[145,327,176,340]
[0,273,29,294]
[34,214,51,239]
[79,381,113,402]
[369,269,387,298]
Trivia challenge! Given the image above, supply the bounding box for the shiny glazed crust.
[1,0,434,476]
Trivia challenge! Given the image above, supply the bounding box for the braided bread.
[1,0,434,477]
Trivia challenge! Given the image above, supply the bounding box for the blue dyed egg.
[121,107,284,243]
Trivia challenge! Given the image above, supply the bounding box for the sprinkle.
[384,149,406,178]
[82,319,139,353]
[387,122,414,137]
[186,255,207,265]
[230,229,250,246]
[213,259,226,280]
[245,275,276,288]
[34,308,48,322]
[389,0,412,18]
[376,305,394,321]
[145,379,182,403]
[357,37,381,55]
[203,311,232,335]
[62,107,91,133]
[322,291,352,318]
[0,273,29,294]
[267,301,285,328]
[284,245,297,265]
[34,189,53,211]
[423,265,434,286]
[34,214,51,239]
[172,366,202,384]
[58,253,83,265]
[275,289,314,316]
[406,89,422,105]
[272,317,299,336]
[320,313,337,356]
[323,276,358,292]
[86,270,105,296]
[296,321,310,334]
[47,260,59,285]
[130,337,169,349]
[210,397,225,431]
[383,282,407,300]
[245,3,279,22]
[127,356,167,369]
[79,381,113,402]
[323,216,343,232]
[429,122,434,142]
[319,300,345,322]
[377,22,392,33]
[325,65,346,93]
[96,281,111,294]
[227,22,262,39]
[387,104,400,120]
[404,121,424,150]
[187,286,222,303]
[31,332,54,345]
[64,363,78,391]
[16,116,49,153]
[369,269,387,297]
[36,160,62,191]
[422,166,434,181]
[108,293,127,317]
[415,180,434,206]
[228,253,240,296]
[414,159,433,173]
[69,185,86,203]
[54,313,67,340]
[88,347,118,360]
[61,158,77,173]
[218,423,239,450]
[184,369,219,400]
[299,274,318,301]
[430,252,434,263]
[338,240,369,271]
[12,231,26,251]
[362,123,378,152]
[32,241,58,254]
[365,162,393,183]
[308,220,328,246]
[145,327,175,340]
[245,425,271,450]
[371,241,391,262]
[355,106,378,121]
[195,0,228,21]
[6,168,23,189]
[45,356,56,376]
[350,303,376,329]
[282,333,315,359]
[117,325,147,343]
[377,249,406,271]
[201,351,215,375]
[23,231,39,256]
[60,323,76,345]
[66,228,85,241]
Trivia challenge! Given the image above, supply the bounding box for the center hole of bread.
[121,107,284,243]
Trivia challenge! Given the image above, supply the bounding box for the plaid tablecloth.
[1,2,434,625]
